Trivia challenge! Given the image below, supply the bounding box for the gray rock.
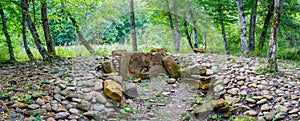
[31,92,39,98]
[246,98,256,103]
[257,99,267,105]
[94,82,103,91]
[59,84,66,90]
[84,92,94,101]
[227,88,239,95]
[28,104,39,110]
[274,105,287,113]
[55,112,70,119]
[36,98,45,105]
[95,93,107,104]
[288,108,299,114]
[274,112,285,120]
[54,94,62,102]
[83,111,102,120]
[69,108,80,114]
[244,110,258,116]
[47,117,56,121]
[213,84,224,93]
[59,89,68,96]
[123,83,138,98]
[257,116,266,121]
[260,104,270,111]
[265,111,276,120]
[9,111,17,118]
[42,105,52,112]
[76,100,91,111]
[68,114,79,120]
[93,104,105,111]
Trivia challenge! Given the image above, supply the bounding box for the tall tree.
[21,1,35,61]
[258,0,274,53]
[130,0,137,51]
[188,4,198,48]
[249,0,258,51]
[166,0,177,51]
[0,3,16,62]
[22,0,50,60]
[173,0,180,52]
[268,0,283,72]
[236,0,249,54]
[183,13,193,50]
[41,0,55,55]
[217,0,230,54]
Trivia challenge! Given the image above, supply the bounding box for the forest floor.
[0,53,300,121]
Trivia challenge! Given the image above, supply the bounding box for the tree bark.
[268,0,282,73]
[183,13,193,50]
[173,0,180,52]
[249,0,258,51]
[188,5,198,48]
[22,3,35,61]
[22,0,50,60]
[236,0,249,54]
[166,0,177,51]
[67,12,95,54]
[258,0,274,53]
[130,0,137,51]
[218,0,230,54]
[41,1,56,55]
[0,4,16,62]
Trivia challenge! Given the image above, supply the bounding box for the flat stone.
[260,104,270,111]
[95,93,107,104]
[288,108,299,114]
[94,82,103,91]
[213,84,224,93]
[244,110,258,116]
[36,98,45,105]
[227,88,239,95]
[265,111,276,121]
[257,99,268,105]
[76,100,91,111]
[28,104,40,110]
[236,76,246,81]
[246,98,256,103]
[93,104,105,111]
[205,69,214,76]
[69,108,80,114]
[55,112,70,119]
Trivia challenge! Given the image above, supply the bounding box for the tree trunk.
[183,13,193,50]
[22,0,50,60]
[41,1,56,55]
[173,0,180,52]
[188,5,198,48]
[236,0,249,54]
[22,3,35,61]
[67,12,95,54]
[258,0,274,53]
[249,0,258,51]
[130,0,137,52]
[0,4,16,62]
[268,0,282,73]
[32,0,36,24]
[218,0,230,54]
[166,0,177,51]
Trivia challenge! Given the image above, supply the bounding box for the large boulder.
[112,49,127,56]
[129,52,148,78]
[162,56,180,78]
[102,60,115,73]
[179,65,207,78]
[103,80,122,102]
[123,83,138,98]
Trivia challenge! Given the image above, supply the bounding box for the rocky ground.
[0,53,299,121]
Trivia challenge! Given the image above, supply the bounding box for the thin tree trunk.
[188,5,198,48]
[166,0,177,51]
[173,0,180,52]
[22,3,35,61]
[41,1,56,55]
[22,0,50,60]
[268,0,282,73]
[0,4,16,62]
[32,0,36,24]
[249,0,258,51]
[218,0,230,54]
[183,13,193,50]
[258,0,274,53]
[202,33,207,50]
[130,0,137,52]
[67,12,95,54]
[236,0,249,54]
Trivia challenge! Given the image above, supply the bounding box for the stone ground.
[0,53,299,121]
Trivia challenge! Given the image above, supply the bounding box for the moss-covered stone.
[179,65,207,78]
[103,80,122,102]
[102,60,115,73]
[162,56,180,79]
